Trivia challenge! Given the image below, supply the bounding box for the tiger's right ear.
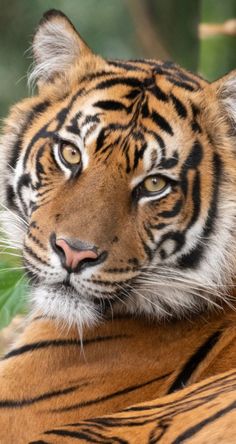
[211,70,236,128]
[29,9,93,86]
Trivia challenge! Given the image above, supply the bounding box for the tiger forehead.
[22,63,205,178]
[55,69,202,173]
[67,66,201,116]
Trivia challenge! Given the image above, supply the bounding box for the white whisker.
[0,240,22,250]
[0,267,25,273]
[7,163,16,172]
[0,203,28,227]
[0,251,22,258]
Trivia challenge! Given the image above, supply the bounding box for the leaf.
[0,263,28,330]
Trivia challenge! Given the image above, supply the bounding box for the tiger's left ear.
[29,9,93,86]
[212,70,236,126]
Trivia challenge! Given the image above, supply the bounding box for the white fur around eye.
[139,185,172,205]
[53,143,71,179]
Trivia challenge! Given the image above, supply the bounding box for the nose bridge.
[52,168,128,243]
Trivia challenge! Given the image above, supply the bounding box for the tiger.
[1,8,236,443]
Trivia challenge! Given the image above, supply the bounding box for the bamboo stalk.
[200,19,236,38]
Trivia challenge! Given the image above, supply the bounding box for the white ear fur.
[215,71,236,126]
[29,10,91,86]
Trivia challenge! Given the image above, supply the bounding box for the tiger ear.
[212,70,236,127]
[29,9,93,86]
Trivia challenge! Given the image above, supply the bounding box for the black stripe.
[94,100,127,111]
[191,121,202,133]
[170,94,187,119]
[125,150,131,173]
[187,170,201,229]
[159,150,179,169]
[172,399,236,444]
[35,145,46,178]
[96,128,106,152]
[31,315,55,321]
[133,142,147,170]
[45,429,97,441]
[49,372,172,412]
[24,244,49,266]
[82,428,128,444]
[178,242,204,269]
[29,441,50,444]
[167,330,222,394]
[79,70,119,83]
[167,77,196,91]
[108,60,147,72]
[0,384,80,409]
[125,89,141,100]
[152,223,167,230]
[5,184,17,211]
[105,267,134,274]
[126,371,236,412]
[95,77,143,90]
[149,84,168,102]
[202,152,222,238]
[156,231,185,256]
[9,101,51,169]
[175,70,201,87]
[191,103,200,118]
[45,428,127,443]
[180,140,203,197]
[3,334,128,360]
[159,199,182,218]
[151,111,173,135]
[141,100,149,118]
[141,237,154,261]
[16,173,32,216]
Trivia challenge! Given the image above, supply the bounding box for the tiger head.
[1,10,236,328]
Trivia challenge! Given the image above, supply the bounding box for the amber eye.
[143,175,168,194]
[60,143,81,166]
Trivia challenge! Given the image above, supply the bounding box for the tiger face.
[1,10,236,328]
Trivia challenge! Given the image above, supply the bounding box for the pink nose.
[55,239,98,271]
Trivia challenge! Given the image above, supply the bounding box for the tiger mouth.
[44,281,125,315]
[46,281,119,304]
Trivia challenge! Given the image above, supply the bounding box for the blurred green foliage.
[200,0,236,80]
[0,0,236,330]
[0,260,27,329]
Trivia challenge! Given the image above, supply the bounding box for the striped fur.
[31,369,236,444]
[0,310,236,442]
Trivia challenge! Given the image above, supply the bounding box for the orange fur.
[0,310,236,442]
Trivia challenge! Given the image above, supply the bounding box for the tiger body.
[1,310,236,443]
[34,369,236,444]
[1,8,236,443]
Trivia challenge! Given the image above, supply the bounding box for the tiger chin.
[1,9,236,330]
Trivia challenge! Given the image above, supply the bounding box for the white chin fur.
[31,286,102,331]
